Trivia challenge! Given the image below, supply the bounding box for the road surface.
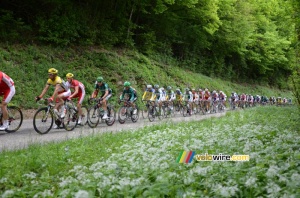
[0,112,226,152]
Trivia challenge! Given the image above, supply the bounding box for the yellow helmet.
[48,68,58,74]
[66,73,74,78]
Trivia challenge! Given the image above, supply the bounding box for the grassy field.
[0,106,299,197]
[0,44,293,109]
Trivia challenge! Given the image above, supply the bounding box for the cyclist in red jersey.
[0,71,16,130]
[66,73,86,125]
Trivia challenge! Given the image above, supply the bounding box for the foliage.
[0,44,293,109]
[0,106,299,197]
[0,0,298,87]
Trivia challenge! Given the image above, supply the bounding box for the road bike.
[0,105,23,133]
[87,98,116,128]
[33,99,78,134]
[118,100,139,124]
[144,100,163,122]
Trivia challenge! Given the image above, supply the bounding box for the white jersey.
[184,91,193,102]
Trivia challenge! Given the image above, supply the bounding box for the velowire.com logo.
[177,151,249,163]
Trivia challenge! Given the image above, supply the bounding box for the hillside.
[0,44,292,109]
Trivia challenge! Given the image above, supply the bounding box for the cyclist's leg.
[0,86,15,130]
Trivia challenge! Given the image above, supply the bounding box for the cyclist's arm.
[120,90,125,100]
[101,89,109,99]
[69,86,79,99]
[91,89,98,98]
[38,83,50,98]
[130,89,135,101]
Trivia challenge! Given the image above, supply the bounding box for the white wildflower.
[245,176,257,187]
[183,175,195,185]
[33,190,53,198]
[59,189,70,198]
[266,165,280,178]
[266,182,281,197]
[74,190,89,198]
[190,166,211,176]
[1,190,14,198]
[23,172,37,179]
[107,163,118,170]
[59,176,77,188]
[0,177,7,183]
[214,184,238,198]
[93,172,103,179]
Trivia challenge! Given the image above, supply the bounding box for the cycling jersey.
[0,71,15,103]
[142,88,155,101]
[121,87,137,102]
[47,76,69,91]
[184,91,193,102]
[67,79,85,104]
[204,91,210,100]
[192,92,199,101]
[212,93,219,101]
[166,90,175,101]
[94,81,112,97]
[175,91,183,101]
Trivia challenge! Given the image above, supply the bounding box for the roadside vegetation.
[0,44,294,110]
[0,106,299,197]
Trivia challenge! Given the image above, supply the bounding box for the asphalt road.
[0,112,226,152]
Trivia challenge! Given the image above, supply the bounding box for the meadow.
[0,106,299,197]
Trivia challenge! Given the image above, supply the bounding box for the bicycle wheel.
[182,106,188,117]
[131,106,139,123]
[33,107,54,134]
[5,106,23,133]
[80,106,88,125]
[87,106,100,128]
[63,107,78,131]
[148,106,155,122]
[157,107,163,120]
[141,102,148,119]
[105,105,116,126]
[118,106,127,124]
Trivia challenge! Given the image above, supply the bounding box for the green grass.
[0,106,299,197]
[0,44,293,109]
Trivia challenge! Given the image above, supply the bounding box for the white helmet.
[147,85,152,89]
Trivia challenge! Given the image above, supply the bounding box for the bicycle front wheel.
[33,107,54,134]
[131,106,139,123]
[148,106,155,122]
[80,106,88,126]
[5,106,23,133]
[118,106,127,124]
[87,107,100,128]
[63,107,78,131]
[105,105,116,126]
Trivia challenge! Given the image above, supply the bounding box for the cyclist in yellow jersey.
[36,68,71,127]
[142,85,156,101]
[175,88,183,104]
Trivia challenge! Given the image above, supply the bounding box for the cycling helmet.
[185,88,189,91]
[167,86,172,90]
[124,81,131,87]
[176,88,180,92]
[213,90,216,94]
[161,87,165,91]
[154,84,159,89]
[97,76,104,82]
[66,73,74,78]
[147,85,152,89]
[48,68,58,74]
[205,88,208,91]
